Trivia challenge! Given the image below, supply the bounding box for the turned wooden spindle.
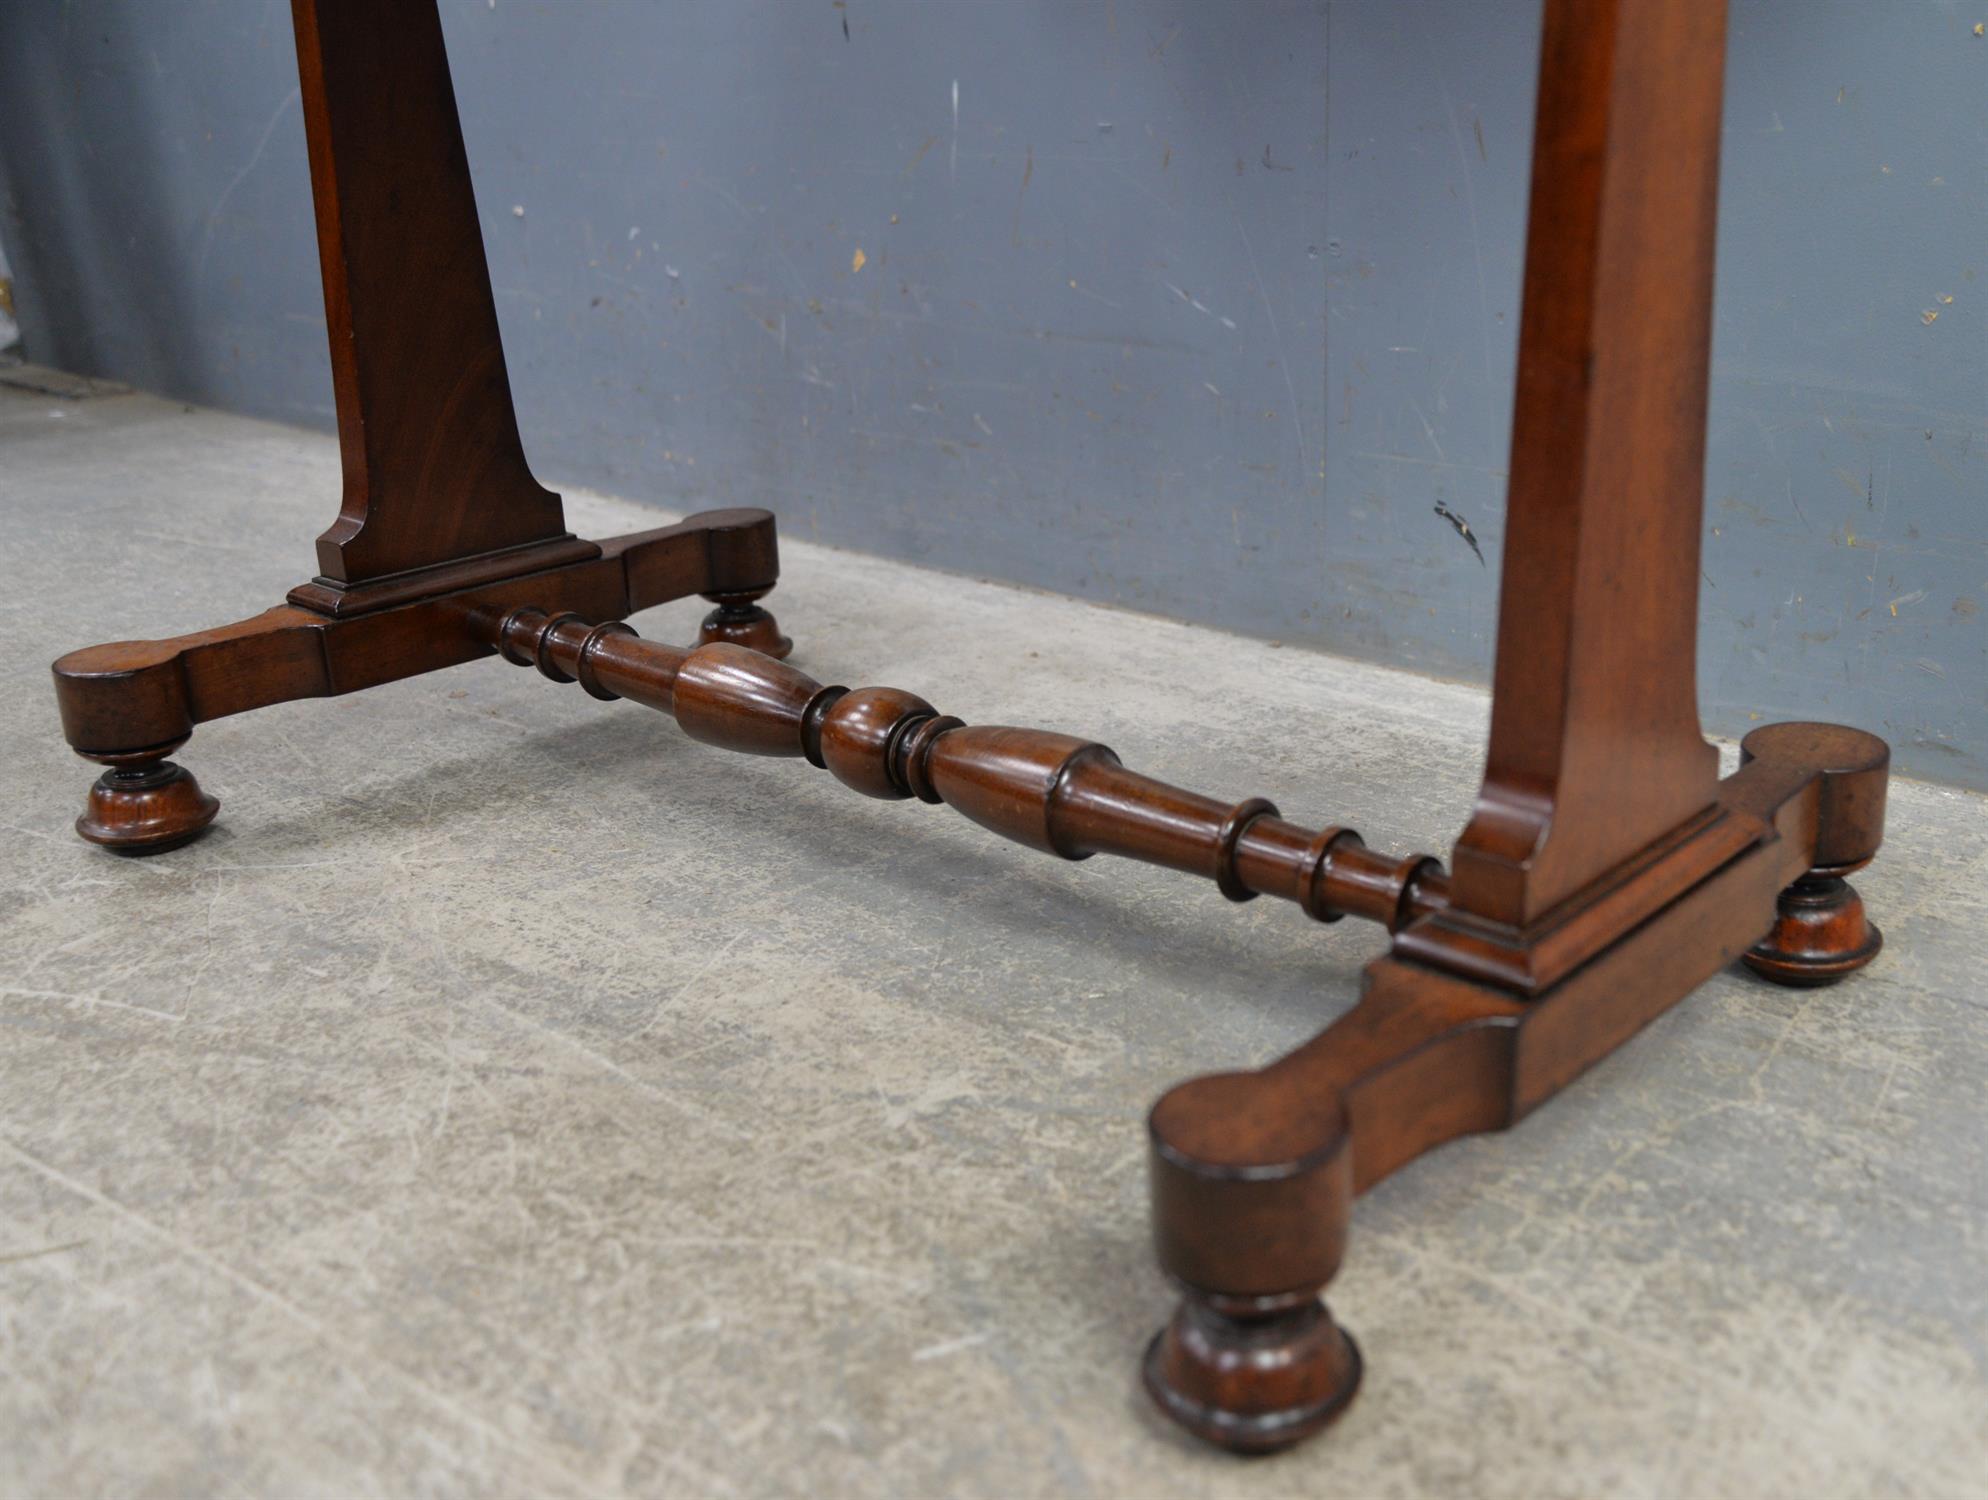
[474,606,1449,929]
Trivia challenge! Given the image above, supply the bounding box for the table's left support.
[50,509,787,852]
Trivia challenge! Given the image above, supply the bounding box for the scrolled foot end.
[1142,1290,1361,1455]
[74,746,219,855]
[697,589,792,660]
[1742,868,1882,987]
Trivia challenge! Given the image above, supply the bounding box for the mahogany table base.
[48,0,1891,1457]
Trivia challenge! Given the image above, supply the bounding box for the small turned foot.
[1144,1291,1361,1454]
[74,743,218,854]
[1737,722,1889,989]
[697,588,791,660]
[1743,864,1882,987]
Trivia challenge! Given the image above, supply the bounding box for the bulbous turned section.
[697,588,791,660]
[1144,1290,1361,1455]
[477,603,1447,932]
[1743,864,1882,986]
[74,741,219,854]
[1737,722,1889,989]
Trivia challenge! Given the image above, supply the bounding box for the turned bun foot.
[697,588,792,660]
[1143,1291,1361,1454]
[1737,722,1888,988]
[74,743,219,854]
[1144,1066,1359,1452]
[1743,865,1882,986]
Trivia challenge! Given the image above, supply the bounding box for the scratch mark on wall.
[1231,217,1308,479]
[1409,398,1446,461]
[195,85,300,282]
[1159,278,1230,327]
[1785,477,1811,530]
[1416,10,1498,457]
[1012,145,1033,246]
[1066,279,1122,310]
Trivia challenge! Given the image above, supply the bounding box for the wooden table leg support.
[50,508,790,851]
[1143,723,1889,1452]
[41,0,1902,1459]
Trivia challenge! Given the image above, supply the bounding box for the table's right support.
[1145,724,1890,1452]
[1141,0,1893,1452]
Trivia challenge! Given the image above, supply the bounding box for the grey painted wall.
[3,1,1982,786]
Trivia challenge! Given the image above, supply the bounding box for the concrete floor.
[3,376,1986,1499]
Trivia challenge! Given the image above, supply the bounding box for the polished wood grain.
[285,0,594,613]
[1143,721,1889,1449]
[1139,0,1891,1450]
[1447,0,1728,929]
[52,510,782,761]
[45,0,1893,1458]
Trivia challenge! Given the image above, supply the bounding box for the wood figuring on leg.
[285,0,594,614]
[54,0,799,840]
[1443,0,1729,934]
[1137,0,1889,1454]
